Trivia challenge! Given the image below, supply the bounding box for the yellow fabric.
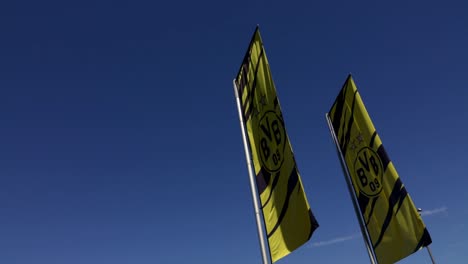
[235,28,318,263]
[328,75,432,264]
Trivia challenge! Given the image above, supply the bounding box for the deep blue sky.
[1,1,467,263]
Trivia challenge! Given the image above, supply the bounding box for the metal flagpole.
[417,208,436,264]
[234,79,270,264]
[326,113,378,264]
[426,246,436,264]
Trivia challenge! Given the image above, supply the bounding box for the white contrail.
[309,233,360,248]
[309,207,447,248]
[420,206,447,216]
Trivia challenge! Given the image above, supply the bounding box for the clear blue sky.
[1,0,467,263]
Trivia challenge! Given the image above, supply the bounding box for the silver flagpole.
[234,79,270,264]
[417,209,436,264]
[426,246,436,264]
[326,113,378,264]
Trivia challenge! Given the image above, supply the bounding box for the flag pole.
[326,113,378,264]
[234,79,270,264]
[426,246,436,264]
[417,209,436,264]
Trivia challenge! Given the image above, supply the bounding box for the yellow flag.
[328,75,432,264]
[234,27,319,263]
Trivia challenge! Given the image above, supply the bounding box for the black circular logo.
[353,147,384,197]
[258,111,286,172]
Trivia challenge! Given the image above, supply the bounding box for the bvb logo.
[353,147,383,197]
[258,111,286,172]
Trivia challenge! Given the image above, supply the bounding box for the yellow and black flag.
[328,75,432,264]
[234,27,319,263]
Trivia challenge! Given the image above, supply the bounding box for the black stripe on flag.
[307,209,319,240]
[237,56,251,99]
[413,228,432,252]
[369,131,377,148]
[340,90,358,158]
[365,197,379,226]
[377,144,391,172]
[330,76,351,138]
[256,166,271,196]
[242,49,264,121]
[358,192,370,214]
[267,167,300,238]
[235,27,258,98]
[373,178,406,249]
[394,187,408,215]
[261,171,280,209]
